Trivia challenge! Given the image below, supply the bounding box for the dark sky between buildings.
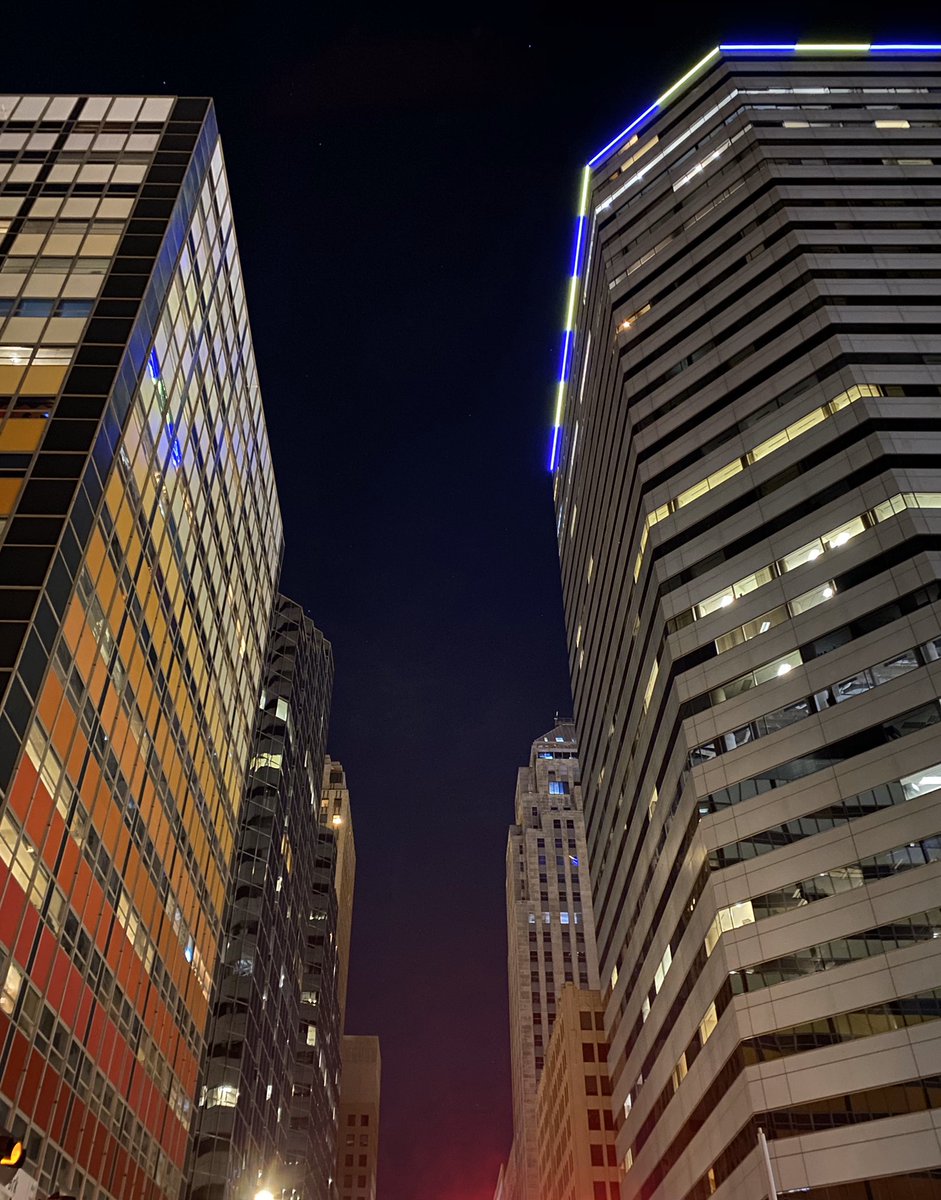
[8,2,939,1197]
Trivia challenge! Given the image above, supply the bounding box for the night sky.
[8,2,938,1197]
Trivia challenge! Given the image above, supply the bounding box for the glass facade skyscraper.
[186,595,337,1200]
[552,47,941,1200]
[0,96,281,1200]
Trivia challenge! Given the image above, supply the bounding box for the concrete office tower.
[551,44,941,1200]
[536,986,618,1200]
[336,1036,380,1200]
[500,722,600,1200]
[0,96,282,1200]
[321,757,356,1025]
[186,596,336,1200]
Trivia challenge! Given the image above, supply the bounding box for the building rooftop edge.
[546,40,941,472]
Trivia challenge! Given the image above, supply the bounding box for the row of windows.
[629,984,941,1164]
[606,648,941,1036]
[705,695,941,811]
[690,634,939,765]
[675,1077,941,1200]
[706,832,941,955]
[680,490,941,636]
[710,758,941,868]
[612,752,941,1057]
[0,94,174,124]
[0,297,94,318]
[702,576,941,711]
[621,901,941,1128]
[592,492,941,895]
[638,384,882,580]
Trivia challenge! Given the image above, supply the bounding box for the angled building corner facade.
[553,44,941,1200]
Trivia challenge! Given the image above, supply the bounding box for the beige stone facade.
[536,986,620,1200]
[321,756,357,1023]
[336,1035,381,1200]
[498,722,601,1200]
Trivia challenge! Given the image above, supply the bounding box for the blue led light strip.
[547,41,941,472]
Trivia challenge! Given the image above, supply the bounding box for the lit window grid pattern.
[0,97,176,532]
[546,42,941,471]
[0,96,198,1200]
[0,99,281,1200]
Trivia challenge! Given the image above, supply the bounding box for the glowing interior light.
[808,546,822,560]
[832,532,851,547]
[719,594,734,608]
[617,319,633,333]
[823,586,834,599]
[332,814,343,826]
[759,620,771,633]
[777,662,793,676]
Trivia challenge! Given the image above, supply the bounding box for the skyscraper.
[0,96,281,1200]
[185,595,335,1200]
[500,721,600,1200]
[320,757,356,1026]
[288,790,343,1200]
[336,1036,380,1200]
[552,45,941,1200]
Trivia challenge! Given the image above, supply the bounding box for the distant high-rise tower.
[321,756,356,1025]
[185,596,335,1200]
[0,95,282,1200]
[336,1035,381,1200]
[552,45,941,1200]
[499,721,600,1200]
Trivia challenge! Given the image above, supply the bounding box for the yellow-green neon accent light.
[656,47,721,107]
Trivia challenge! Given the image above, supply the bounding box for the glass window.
[823,516,866,550]
[759,699,812,734]
[740,605,788,643]
[697,588,735,619]
[754,651,802,686]
[699,1001,719,1044]
[779,539,824,573]
[750,428,790,461]
[789,580,835,616]
[734,566,774,598]
[834,671,872,702]
[871,651,919,685]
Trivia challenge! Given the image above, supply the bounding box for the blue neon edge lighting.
[547,41,941,473]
